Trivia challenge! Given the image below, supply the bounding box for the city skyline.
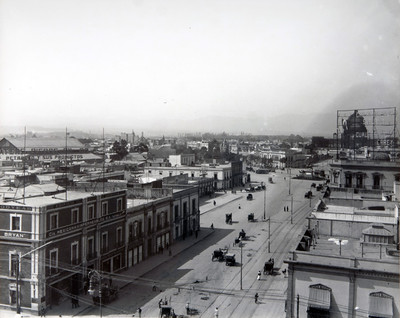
[0,0,399,136]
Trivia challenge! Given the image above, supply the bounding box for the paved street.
[5,169,321,318]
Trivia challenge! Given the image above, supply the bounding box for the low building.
[329,159,400,192]
[285,235,399,318]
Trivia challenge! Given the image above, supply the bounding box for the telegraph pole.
[16,241,53,314]
[240,243,243,290]
[290,194,293,224]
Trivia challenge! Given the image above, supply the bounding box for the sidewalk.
[2,192,243,318]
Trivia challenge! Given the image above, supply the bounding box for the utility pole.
[263,186,266,220]
[240,243,243,290]
[268,214,271,253]
[16,241,53,314]
[290,194,293,224]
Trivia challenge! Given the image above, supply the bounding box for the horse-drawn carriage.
[263,258,274,275]
[159,305,176,318]
[225,253,236,266]
[225,213,232,224]
[212,248,227,262]
[248,213,254,222]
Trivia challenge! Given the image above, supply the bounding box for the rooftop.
[0,191,105,208]
[288,235,399,273]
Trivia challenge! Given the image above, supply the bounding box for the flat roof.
[1,191,106,208]
[289,235,399,272]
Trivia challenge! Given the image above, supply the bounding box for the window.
[101,202,108,216]
[356,174,364,188]
[117,198,123,212]
[50,213,58,230]
[88,237,95,259]
[174,205,179,221]
[192,198,196,214]
[373,174,381,189]
[10,253,19,277]
[49,249,58,274]
[307,284,331,318]
[117,227,123,246]
[148,217,152,233]
[88,204,95,220]
[345,173,352,187]
[10,215,21,231]
[133,222,138,237]
[101,232,108,253]
[369,292,393,318]
[71,208,79,224]
[183,202,187,216]
[71,242,79,264]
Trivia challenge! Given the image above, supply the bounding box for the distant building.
[329,159,400,191]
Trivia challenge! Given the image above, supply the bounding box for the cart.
[159,305,176,318]
[263,258,274,275]
[225,253,236,266]
[212,249,227,262]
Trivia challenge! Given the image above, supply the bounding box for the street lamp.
[16,241,53,314]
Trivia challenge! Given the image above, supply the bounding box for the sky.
[0,0,399,136]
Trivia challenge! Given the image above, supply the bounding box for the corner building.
[0,190,126,314]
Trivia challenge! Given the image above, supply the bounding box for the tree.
[111,140,128,160]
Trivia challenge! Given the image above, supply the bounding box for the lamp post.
[288,168,291,195]
[16,241,53,314]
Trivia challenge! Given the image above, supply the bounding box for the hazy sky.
[0,0,399,136]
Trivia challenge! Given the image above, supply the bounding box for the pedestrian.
[238,204,241,209]
[284,206,286,212]
[138,307,142,318]
[213,200,216,206]
[255,293,259,303]
[186,302,190,314]
[211,223,214,230]
[215,307,219,318]
[287,206,289,212]
[257,270,261,280]
[158,298,163,308]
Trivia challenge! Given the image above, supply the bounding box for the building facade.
[0,190,126,313]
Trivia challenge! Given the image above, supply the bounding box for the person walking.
[257,270,261,280]
[255,293,259,303]
[215,307,219,318]
[138,307,142,318]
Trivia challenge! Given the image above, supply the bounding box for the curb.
[200,196,243,215]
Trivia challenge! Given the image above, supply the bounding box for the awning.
[308,284,331,310]
[369,292,393,318]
